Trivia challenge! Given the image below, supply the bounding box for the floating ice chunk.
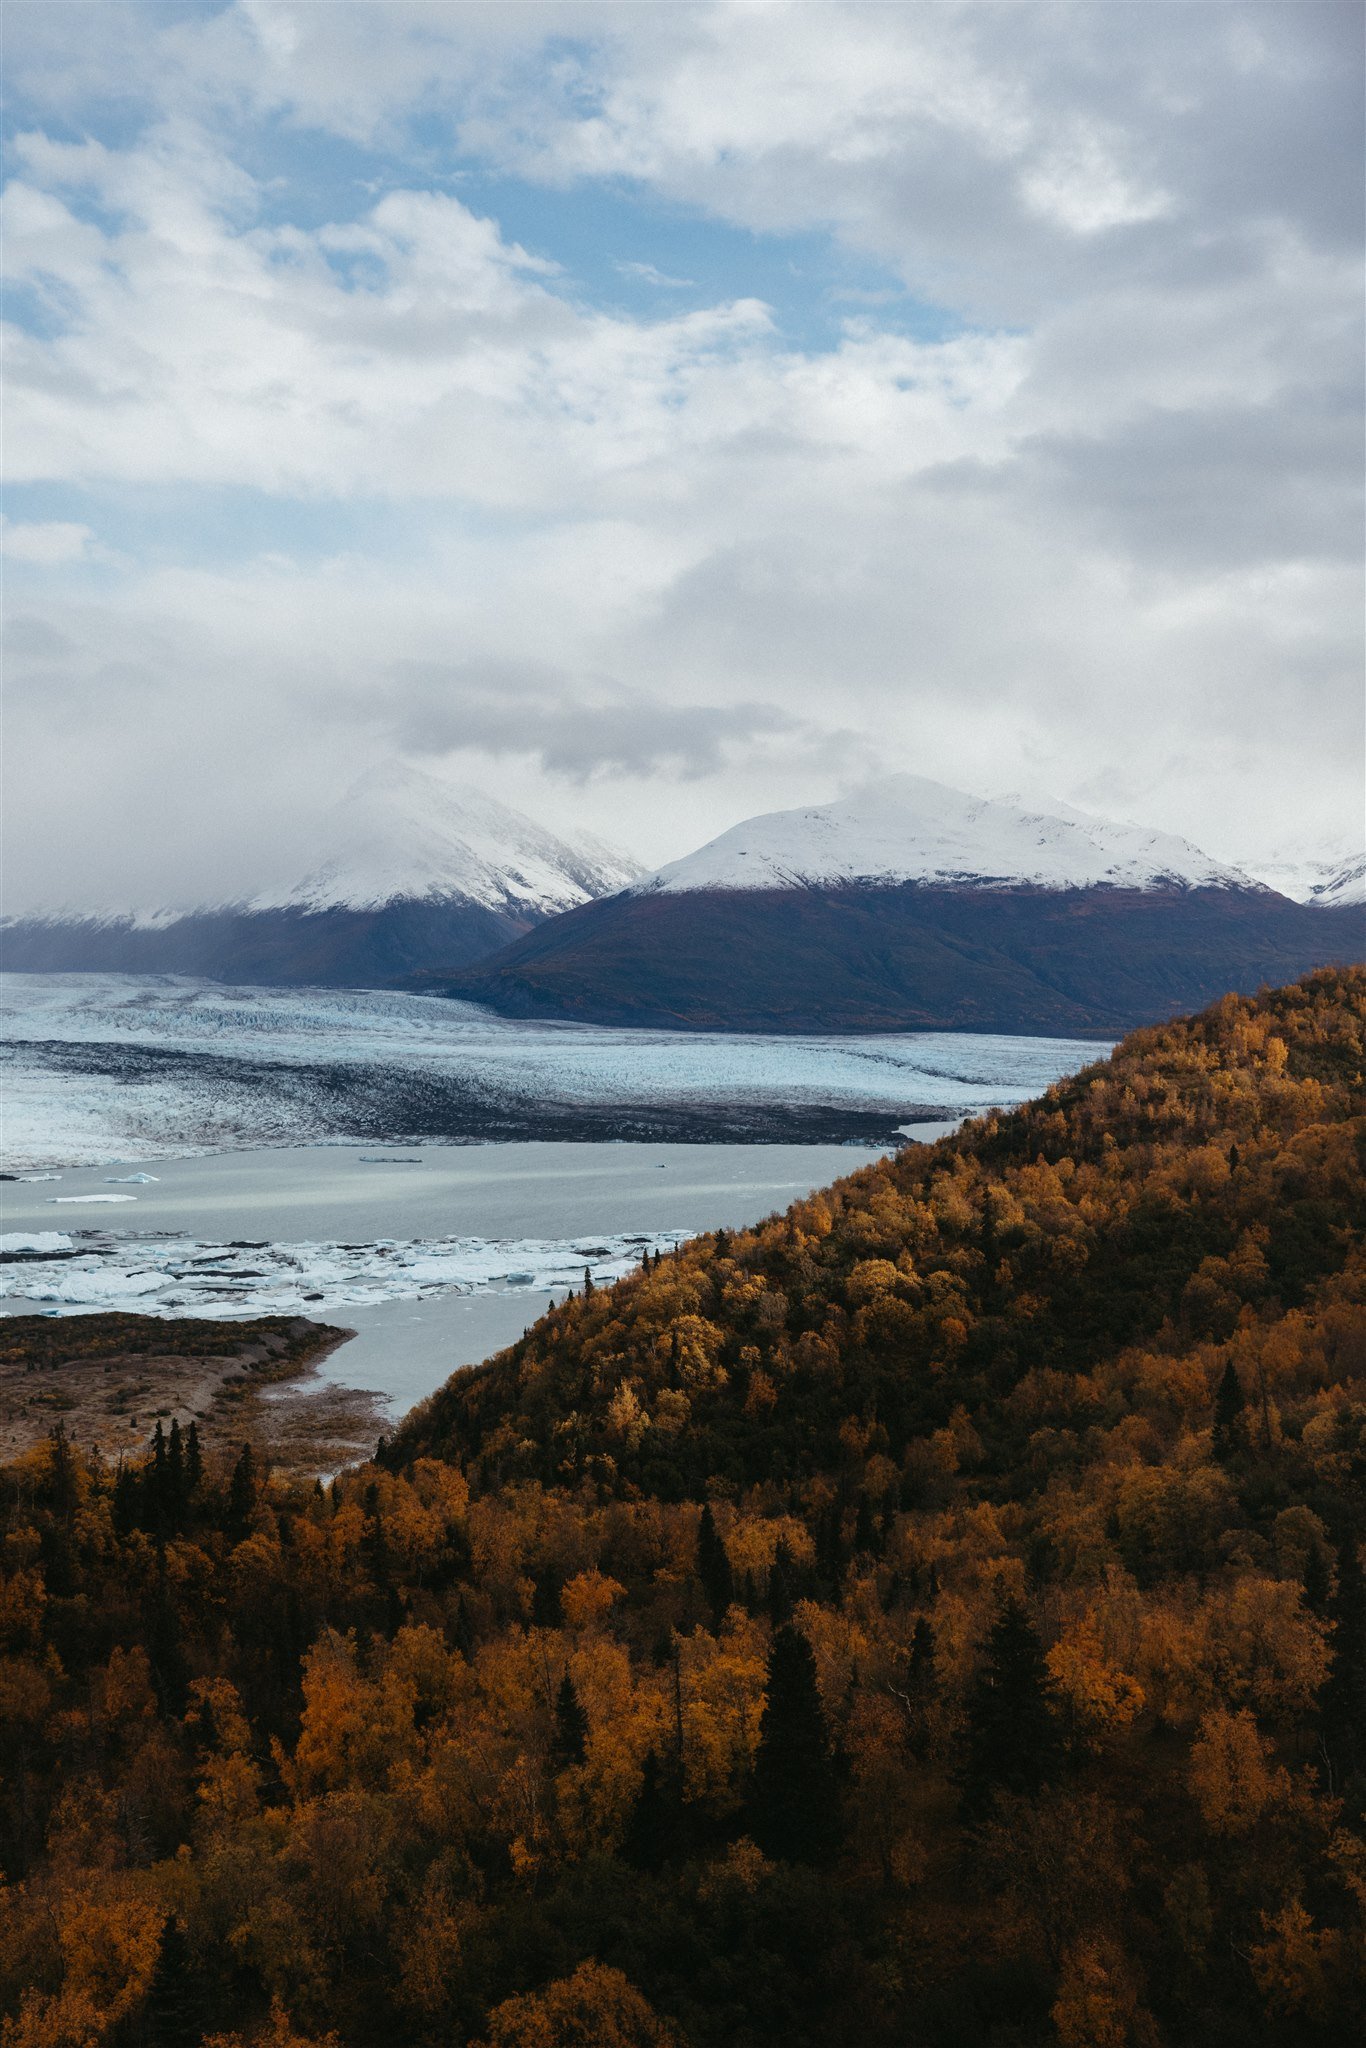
[0,1225,693,1315]
[0,1231,73,1253]
[17,1173,63,1182]
[47,1193,138,1204]
[106,1172,159,1184]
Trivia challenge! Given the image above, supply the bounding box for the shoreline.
[0,1311,379,1477]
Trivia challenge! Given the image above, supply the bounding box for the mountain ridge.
[435,777,1363,1035]
[634,774,1260,897]
[1311,854,1366,908]
[1,763,642,986]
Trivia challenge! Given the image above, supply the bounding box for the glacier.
[0,972,1103,1171]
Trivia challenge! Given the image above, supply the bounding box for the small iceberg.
[47,1193,138,1205]
[1,1231,74,1254]
[106,1172,160,1184]
[17,1173,62,1183]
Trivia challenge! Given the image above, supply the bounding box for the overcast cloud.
[2,1,1362,912]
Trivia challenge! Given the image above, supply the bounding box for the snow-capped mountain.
[443,776,1363,1035]
[249,762,639,916]
[1310,855,1366,908]
[1,764,642,987]
[1236,833,1364,904]
[637,777,1257,896]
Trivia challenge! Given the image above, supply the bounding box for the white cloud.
[615,259,695,288]
[0,4,1360,910]
[0,519,107,566]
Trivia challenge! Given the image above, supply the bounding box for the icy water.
[0,975,1106,1423]
[0,1140,889,1243]
[0,1140,893,1413]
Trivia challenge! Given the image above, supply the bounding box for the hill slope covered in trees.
[2,971,1365,2048]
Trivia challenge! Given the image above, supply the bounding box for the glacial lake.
[0,1139,898,1415]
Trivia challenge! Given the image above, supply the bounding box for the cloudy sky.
[4,0,1362,911]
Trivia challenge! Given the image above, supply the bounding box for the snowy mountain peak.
[637,775,1261,897]
[252,762,642,915]
[1310,855,1366,908]
[1234,832,1365,904]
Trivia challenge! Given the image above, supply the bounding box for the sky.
[3,0,1363,912]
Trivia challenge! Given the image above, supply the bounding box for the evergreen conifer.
[749,1625,842,1863]
[767,1538,796,1626]
[1321,1535,1366,1807]
[553,1672,589,1768]
[150,1420,169,1529]
[853,1492,880,1557]
[167,1420,185,1526]
[1303,1541,1332,1616]
[112,1460,138,1539]
[1212,1360,1246,1459]
[623,1747,682,1870]
[144,1914,201,2048]
[958,1594,1060,1816]
[225,1443,256,1545]
[697,1503,734,1628]
[185,1420,203,1495]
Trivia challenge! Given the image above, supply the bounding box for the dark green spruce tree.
[553,1672,589,1769]
[225,1443,256,1545]
[958,1593,1061,1817]
[1211,1360,1247,1461]
[748,1625,842,1864]
[146,1558,189,1716]
[184,1420,203,1496]
[767,1537,796,1626]
[623,1746,683,1871]
[1303,1540,1332,1618]
[150,1420,170,1532]
[901,1615,938,1756]
[142,1914,202,2048]
[697,1503,734,1628]
[1321,1534,1366,1811]
[166,1419,186,1530]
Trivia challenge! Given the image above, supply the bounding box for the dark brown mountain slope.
[432,880,1364,1034]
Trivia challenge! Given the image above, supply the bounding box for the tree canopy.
[1,969,1364,2046]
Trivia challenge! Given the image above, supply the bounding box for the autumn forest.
[2,968,1365,2047]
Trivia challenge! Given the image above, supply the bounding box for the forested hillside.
[2,971,1364,2047]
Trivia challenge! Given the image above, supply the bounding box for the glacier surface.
[0,972,1102,1170]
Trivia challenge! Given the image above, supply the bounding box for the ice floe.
[1,1231,74,1254]
[0,1227,691,1318]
